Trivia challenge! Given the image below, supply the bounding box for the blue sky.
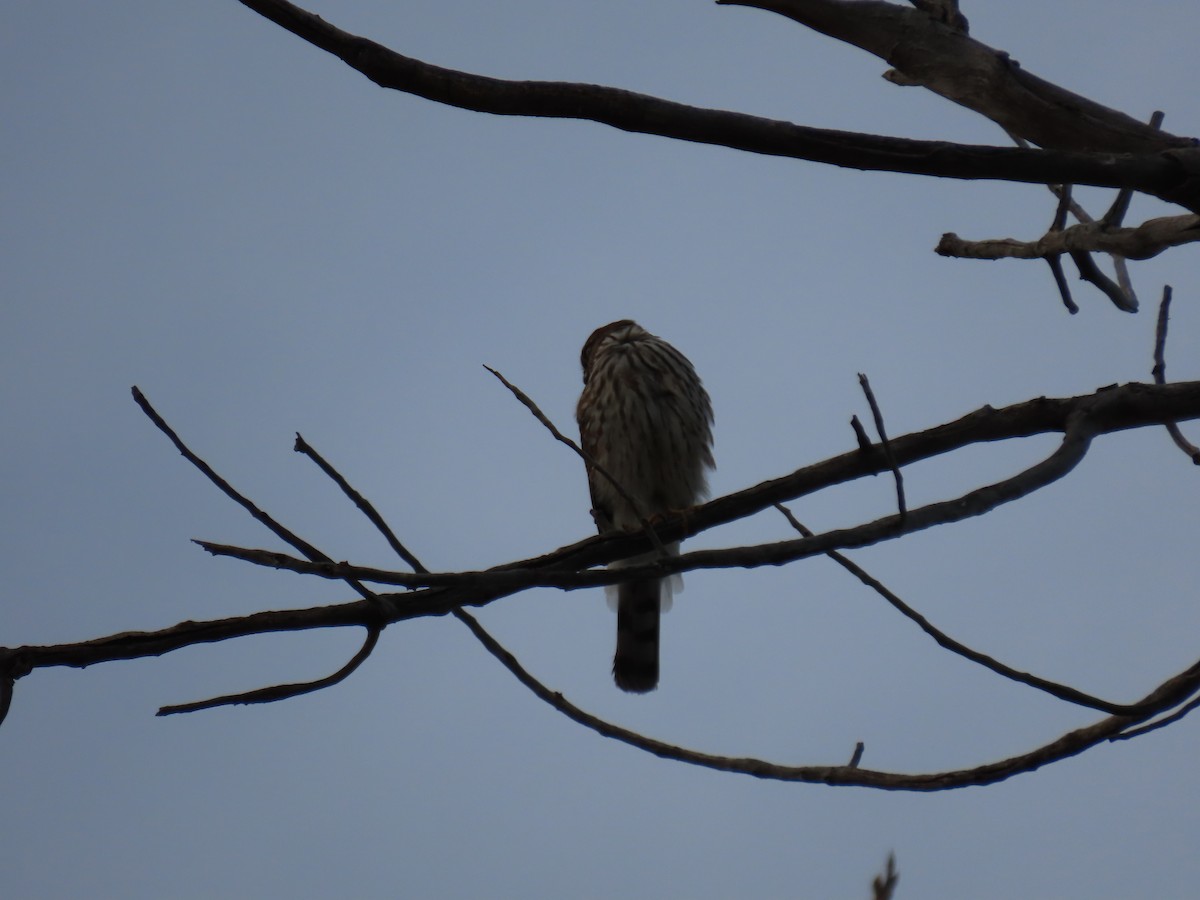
[4,2,1200,897]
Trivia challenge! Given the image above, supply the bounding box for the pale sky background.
[4,2,1200,898]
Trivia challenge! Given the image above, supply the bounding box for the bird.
[575,320,714,692]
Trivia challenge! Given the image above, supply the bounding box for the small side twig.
[858,374,906,520]
[1102,112,1164,229]
[1046,254,1078,314]
[1110,694,1200,742]
[848,741,865,768]
[1046,183,1079,313]
[294,433,429,572]
[1069,248,1137,312]
[850,415,874,452]
[1151,286,1200,464]
[132,387,385,714]
[872,853,900,900]
[773,503,1141,715]
[157,624,381,715]
[483,364,669,558]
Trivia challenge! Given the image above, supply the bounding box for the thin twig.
[157,624,381,715]
[850,415,873,452]
[132,387,385,714]
[457,597,1200,788]
[1102,111,1165,228]
[1151,286,1200,464]
[294,433,429,572]
[483,364,669,558]
[858,374,906,520]
[1069,248,1137,312]
[1005,134,1142,311]
[848,742,865,768]
[1050,181,1072,232]
[773,504,1138,714]
[131,387,383,607]
[1046,183,1080,313]
[872,853,900,900]
[1046,255,1079,314]
[132,388,325,564]
[1109,694,1200,742]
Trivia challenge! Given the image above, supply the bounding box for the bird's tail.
[613,577,662,693]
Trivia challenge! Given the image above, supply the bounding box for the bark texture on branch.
[724,0,1193,153]
[233,0,1200,211]
[937,214,1200,261]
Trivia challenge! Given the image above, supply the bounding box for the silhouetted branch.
[773,505,1139,714]
[454,594,1200,790]
[1152,287,1200,464]
[131,387,385,712]
[293,432,428,572]
[3,383,1194,687]
[231,0,1200,211]
[872,852,899,900]
[157,624,380,715]
[132,387,383,608]
[1110,695,1200,742]
[936,214,1200,262]
[484,364,667,558]
[857,373,906,520]
[5,380,1200,785]
[196,409,1097,594]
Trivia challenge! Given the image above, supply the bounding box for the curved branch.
[232,0,1200,211]
[156,624,381,716]
[455,604,1200,790]
[773,505,1136,715]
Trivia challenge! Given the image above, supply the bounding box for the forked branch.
[231,0,1200,211]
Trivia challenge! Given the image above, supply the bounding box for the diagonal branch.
[132,387,384,608]
[773,505,1135,714]
[231,0,1200,211]
[454,590,1200,791]
[484,365,668,559]
[722,0,1193,155]
[293,432,429,572]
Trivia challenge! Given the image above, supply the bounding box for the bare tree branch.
[857,373,906,520]
[195,403,1101,596]
[872,852,900,900]
[772,505,1141,715]
[1152,287,1200,464]
[484,364,668,559]
[293,432,429,573]
[132,387,385,609]
[156,624,381,715]
[452,597,1200,790]
[936,214,1200,263]
[721,0,1192,154]
[230,0,1200,211]
[6,380,1200,786]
